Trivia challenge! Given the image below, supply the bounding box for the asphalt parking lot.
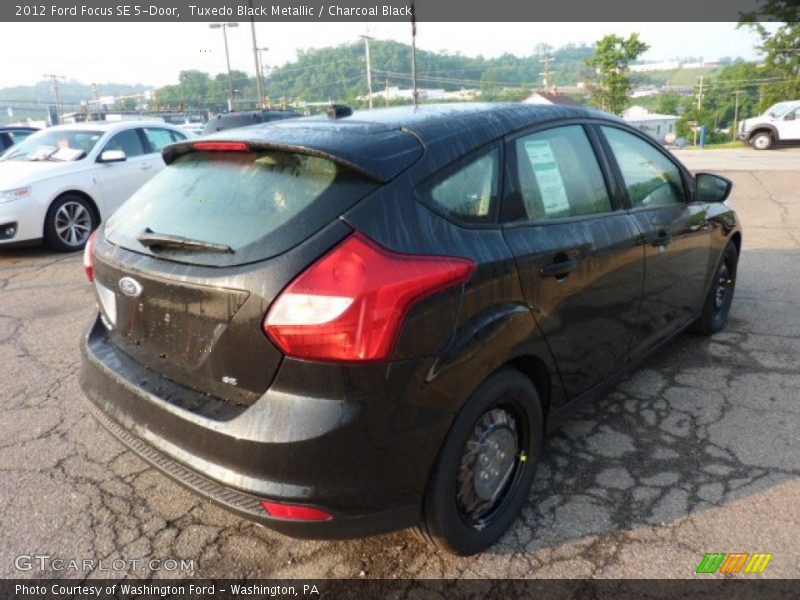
[1,147,799,579]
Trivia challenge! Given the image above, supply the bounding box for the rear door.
[597,125,713,358]
[502,123,645,399]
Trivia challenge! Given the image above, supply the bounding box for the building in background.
[521,91,581,106]
[623,105,679,143]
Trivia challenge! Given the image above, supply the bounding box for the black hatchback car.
[80,104,740,555]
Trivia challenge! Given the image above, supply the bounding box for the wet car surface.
[1,149,798,575]
[75,105,742,555]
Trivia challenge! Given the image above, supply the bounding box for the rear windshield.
[105,150,377,266]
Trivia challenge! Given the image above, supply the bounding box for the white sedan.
[0,121,190,251]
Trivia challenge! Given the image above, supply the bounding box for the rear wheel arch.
[506,354,551,419]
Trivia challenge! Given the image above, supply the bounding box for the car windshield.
[766,102,796,118]
[0,129,103,161]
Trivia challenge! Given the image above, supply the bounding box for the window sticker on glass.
[524,140,570,216]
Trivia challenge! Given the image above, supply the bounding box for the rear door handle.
[540,257,578,278]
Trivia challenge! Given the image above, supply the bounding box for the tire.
[44,194,97,252]
[418,368,544,555]
[691,241,739,335]
[751,131,773,150]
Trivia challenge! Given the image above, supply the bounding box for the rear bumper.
[79,316,453,539]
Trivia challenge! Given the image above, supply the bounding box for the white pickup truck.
[738,100,800,150]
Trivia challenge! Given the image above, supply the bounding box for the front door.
[598,125,713,358]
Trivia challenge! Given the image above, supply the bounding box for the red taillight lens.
[261,501,332,521]
[264,232,475,362]
[192,141,249,152]
[83,229,98,282]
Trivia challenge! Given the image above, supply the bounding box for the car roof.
[176,103,618,182]
[44,121,180,132]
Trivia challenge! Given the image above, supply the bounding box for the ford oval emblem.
[118,276,143,298]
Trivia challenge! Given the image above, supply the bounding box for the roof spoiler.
[162,140,383,182]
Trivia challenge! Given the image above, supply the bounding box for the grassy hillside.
[0,81,149,125]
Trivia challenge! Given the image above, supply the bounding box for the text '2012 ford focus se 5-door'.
[80,104,740,555]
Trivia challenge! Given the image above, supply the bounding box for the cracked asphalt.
[1,148,799,580]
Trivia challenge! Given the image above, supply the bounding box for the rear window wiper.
[137,229,234,254]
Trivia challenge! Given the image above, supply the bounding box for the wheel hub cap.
[55,201,91,246]
[715,263,731,309]
[473,427,517,500]
[457,408,520,523]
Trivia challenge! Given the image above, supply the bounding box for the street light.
[209,22,239,111]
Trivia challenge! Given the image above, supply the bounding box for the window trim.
[414,141,504,228]
[593,123,695,212]
[500,121,624,227]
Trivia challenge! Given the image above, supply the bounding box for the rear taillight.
[264,232,475,362]
[261,501,332,521]
[83,230,98,282]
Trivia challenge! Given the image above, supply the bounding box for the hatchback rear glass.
[104,150,377,267]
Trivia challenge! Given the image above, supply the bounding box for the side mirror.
[98,149,126,163]
[785,112,796,121]
[695,172,732,203]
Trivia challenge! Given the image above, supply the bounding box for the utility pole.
[247,1,264,109]
[209,22,239,112]
[359,34,375,109]
[696,75,705,110]
[91,83,99,101]
[385,79,389,106]
[540,55,554,91]
[257,48,270,107]
[732,89,743,141]
[410,0,418,108]
[43,74,65,121]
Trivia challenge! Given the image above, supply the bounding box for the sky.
[0,22,770,89]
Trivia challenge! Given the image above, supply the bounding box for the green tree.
[118,97,139,111]
[655,92,682,116]
[585,33,649,115]
[480,68,502,100]
[676,62,778,143]
[740,1,800,108]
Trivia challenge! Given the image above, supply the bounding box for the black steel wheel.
[418,369,543,555]
[692,241,739,335]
